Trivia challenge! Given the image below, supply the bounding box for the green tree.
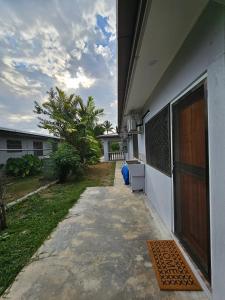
[93,124,105,137]
[103,120,114,134]
[77,96,104,131]
[51,142,81,182]
[34,87,103,164]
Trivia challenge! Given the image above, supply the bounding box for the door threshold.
[172,233,211,297]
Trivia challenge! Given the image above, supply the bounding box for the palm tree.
[103,120,114,134]
[78,96,104,130]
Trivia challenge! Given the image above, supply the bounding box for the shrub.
[6,155,42,177]
[42,158,57,181]
[85,136,101,165]
[110,142,120,152]
[51,143,82,182]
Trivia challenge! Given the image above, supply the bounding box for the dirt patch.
[85,162,115,186]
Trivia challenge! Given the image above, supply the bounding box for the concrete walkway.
[2,163,208,300]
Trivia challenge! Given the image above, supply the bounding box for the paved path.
[2,163,208,300]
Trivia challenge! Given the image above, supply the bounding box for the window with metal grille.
[33,141,43,156]
[133,134,139,158]
[145,105,171,176]
[7,140,22,152]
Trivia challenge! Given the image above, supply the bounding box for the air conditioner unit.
[137,125,143,134]
[127,116,137,133]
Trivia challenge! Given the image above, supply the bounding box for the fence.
[108,151,125,161]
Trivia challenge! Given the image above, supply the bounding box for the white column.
[103,140,109,161]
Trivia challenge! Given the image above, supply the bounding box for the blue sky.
[0,0,117,134]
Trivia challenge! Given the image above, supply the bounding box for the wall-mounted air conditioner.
[127,116,137,133]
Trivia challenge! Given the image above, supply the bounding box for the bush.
[110,142,120,152]
[51,143,82,182]
[85,136,101,165]
[6,155,42,177]
[42,158,57,181]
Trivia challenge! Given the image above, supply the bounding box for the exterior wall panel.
[0,135,54,164]
[133,4,225,298]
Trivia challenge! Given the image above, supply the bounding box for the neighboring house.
[117,1,225,299]
[98,134,124,161]
[0,127,60,164]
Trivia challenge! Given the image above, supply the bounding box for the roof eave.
[117,0,149,131]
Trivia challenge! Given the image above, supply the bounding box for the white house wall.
[128,3,225,299]
[127,136,133,160]
[137,132,145,162]
[0,135,54,164]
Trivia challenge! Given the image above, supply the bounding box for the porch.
[98,133,127,161]
[3,162,208,299]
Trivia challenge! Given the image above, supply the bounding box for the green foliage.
[77,96,104,131]
[110,142,120,152]
[42,158,57,181]
[34,87,104,165]
[6,155,42,178]
[84,136,101,164]
[93,124,105,136]
[0,162,115,296]
[51,143,82,182]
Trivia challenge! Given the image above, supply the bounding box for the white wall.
[127,136,133,160]
[137,131,145,162]
[0,135,54,164]
[129,3,225,299]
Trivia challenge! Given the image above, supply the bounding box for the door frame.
[170,73,211,281]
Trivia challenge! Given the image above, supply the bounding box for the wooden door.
[173,84,211,281]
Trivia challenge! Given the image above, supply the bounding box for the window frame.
[7,139,22,153]
[145,104,171,176]
[33,141,43,156]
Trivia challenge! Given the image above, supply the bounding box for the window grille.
[7,140,22,152]
[145,105,171,176]
[33,141,43,156]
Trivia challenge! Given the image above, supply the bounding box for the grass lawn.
[5,176,52,204]
[0,162,115,296]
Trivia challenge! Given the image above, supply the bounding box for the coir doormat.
[146,240,202,291]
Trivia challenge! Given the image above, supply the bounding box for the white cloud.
[56,67,95,90]
[110,99,117,108]
[8,114,35,123]
[71,38,88,60]
[94,44,112,59]
[0,0,117,132]
[1,60,42,96]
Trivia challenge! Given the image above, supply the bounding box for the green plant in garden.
[93,124,105,136]
[51,142,82,182]
[6,155,42,177]
[110,142,120,152]
[0,162,115,295]
[34,88,103,166]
